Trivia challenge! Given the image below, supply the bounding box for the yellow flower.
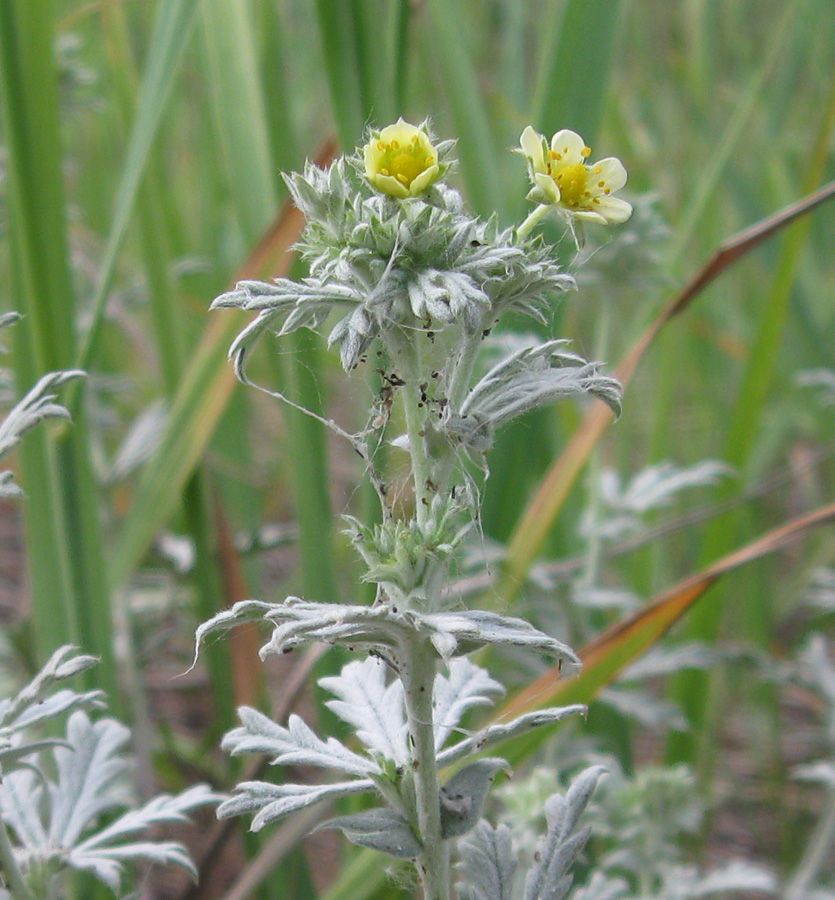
[519,126,632,225]
[363,119,441,199]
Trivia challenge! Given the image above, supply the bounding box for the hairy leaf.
[0,369,85,497]
[218,779,374,830]
[456,819,518,900]
[321,657,408,764]
[317,807,421,859]
[439,758,507,839]
[523,766,605,900]
[433,658,504,751]
[222,706,379,776]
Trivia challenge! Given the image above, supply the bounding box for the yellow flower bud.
[364,119,441,199]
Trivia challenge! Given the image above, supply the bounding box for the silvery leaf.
[49,712,133,846]
[218,778,373,830]
[458,339,622,431]
[69,784,217,890]
[807,567,835,612]
[0,368,85,496]
[439,758,507,839]
[598,460,730,516]
[317,807,421,859]
[197,599,580,668]
[320,658,408,764]
[569,872,630,900]
[597,687,687,732]
[420,610,580,672]
[691,859,776,896]
[0,715,213,893]
[0,768,47,850]
[222,706,379,777]
[456,819,518,900]
[523,766,605,900]
[433,658,504,751]
[437,706,585,769]
[0,646,104,774]
[792,760,835,786]
[616,642,716,681]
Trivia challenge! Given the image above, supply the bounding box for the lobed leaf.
[456,819,518,900]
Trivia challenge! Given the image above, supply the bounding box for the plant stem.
[0,810,36,900]
[401,632,449,900]
[516,203,552,240]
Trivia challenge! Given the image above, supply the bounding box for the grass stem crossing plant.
[198,119,631,900]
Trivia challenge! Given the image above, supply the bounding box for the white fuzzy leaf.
[49,712,133,847]
[437,706,586,768]
[218,779,373,830]
[69,785,217,890]
[439,758,507,839]
[321,657,408,764]
[0,768,48,851]
[318,807,421,859]
[456,819,518,900]
[523,766,605,900]
[692,859,776,895]
[421,610,580,672]
[0,368,85,497]
[222,706,379,776]
[433,658,504,751]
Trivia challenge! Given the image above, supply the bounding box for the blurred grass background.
[1,1,834,898]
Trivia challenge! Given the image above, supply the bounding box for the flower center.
[553,163,589,208]
[377,136,434,187]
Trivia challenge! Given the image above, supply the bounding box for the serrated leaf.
[0,768,47,850]
[437,705,586,769]
[320,657,408,764]
[49,712,133,846]
[218,779,373,830]
[456,819,518,900]
[222,706,379,777]
[0,368,85,496]
[0,647,105,777]
[421,610,580,671]
[433,658,504,751]
[0,713,213,892]
[69,785,217,890]
[317,807,421,859]
[523,766,605,900]
[440,758,507,839]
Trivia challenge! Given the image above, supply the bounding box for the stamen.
[581,146,592,158]
[598,181,606,187]
[391,140,400,149]
[396,173,408,184]
[593,166,603,174]
[380,168,390,176]
[377,141,385,150]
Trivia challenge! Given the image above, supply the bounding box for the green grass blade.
[199,0,277,240]
[0,0,118,701]
[423,0,503,217]
[314,0,369,148]
[73,0,200,377]
[531,0,625,144]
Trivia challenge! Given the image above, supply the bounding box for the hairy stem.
[401,633,448,900]
[516,203,551,240]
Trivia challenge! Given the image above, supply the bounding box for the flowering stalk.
[200,119,630,899]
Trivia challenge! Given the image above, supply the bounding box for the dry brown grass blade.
[498,500,835,723]
[496,180,835,602]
